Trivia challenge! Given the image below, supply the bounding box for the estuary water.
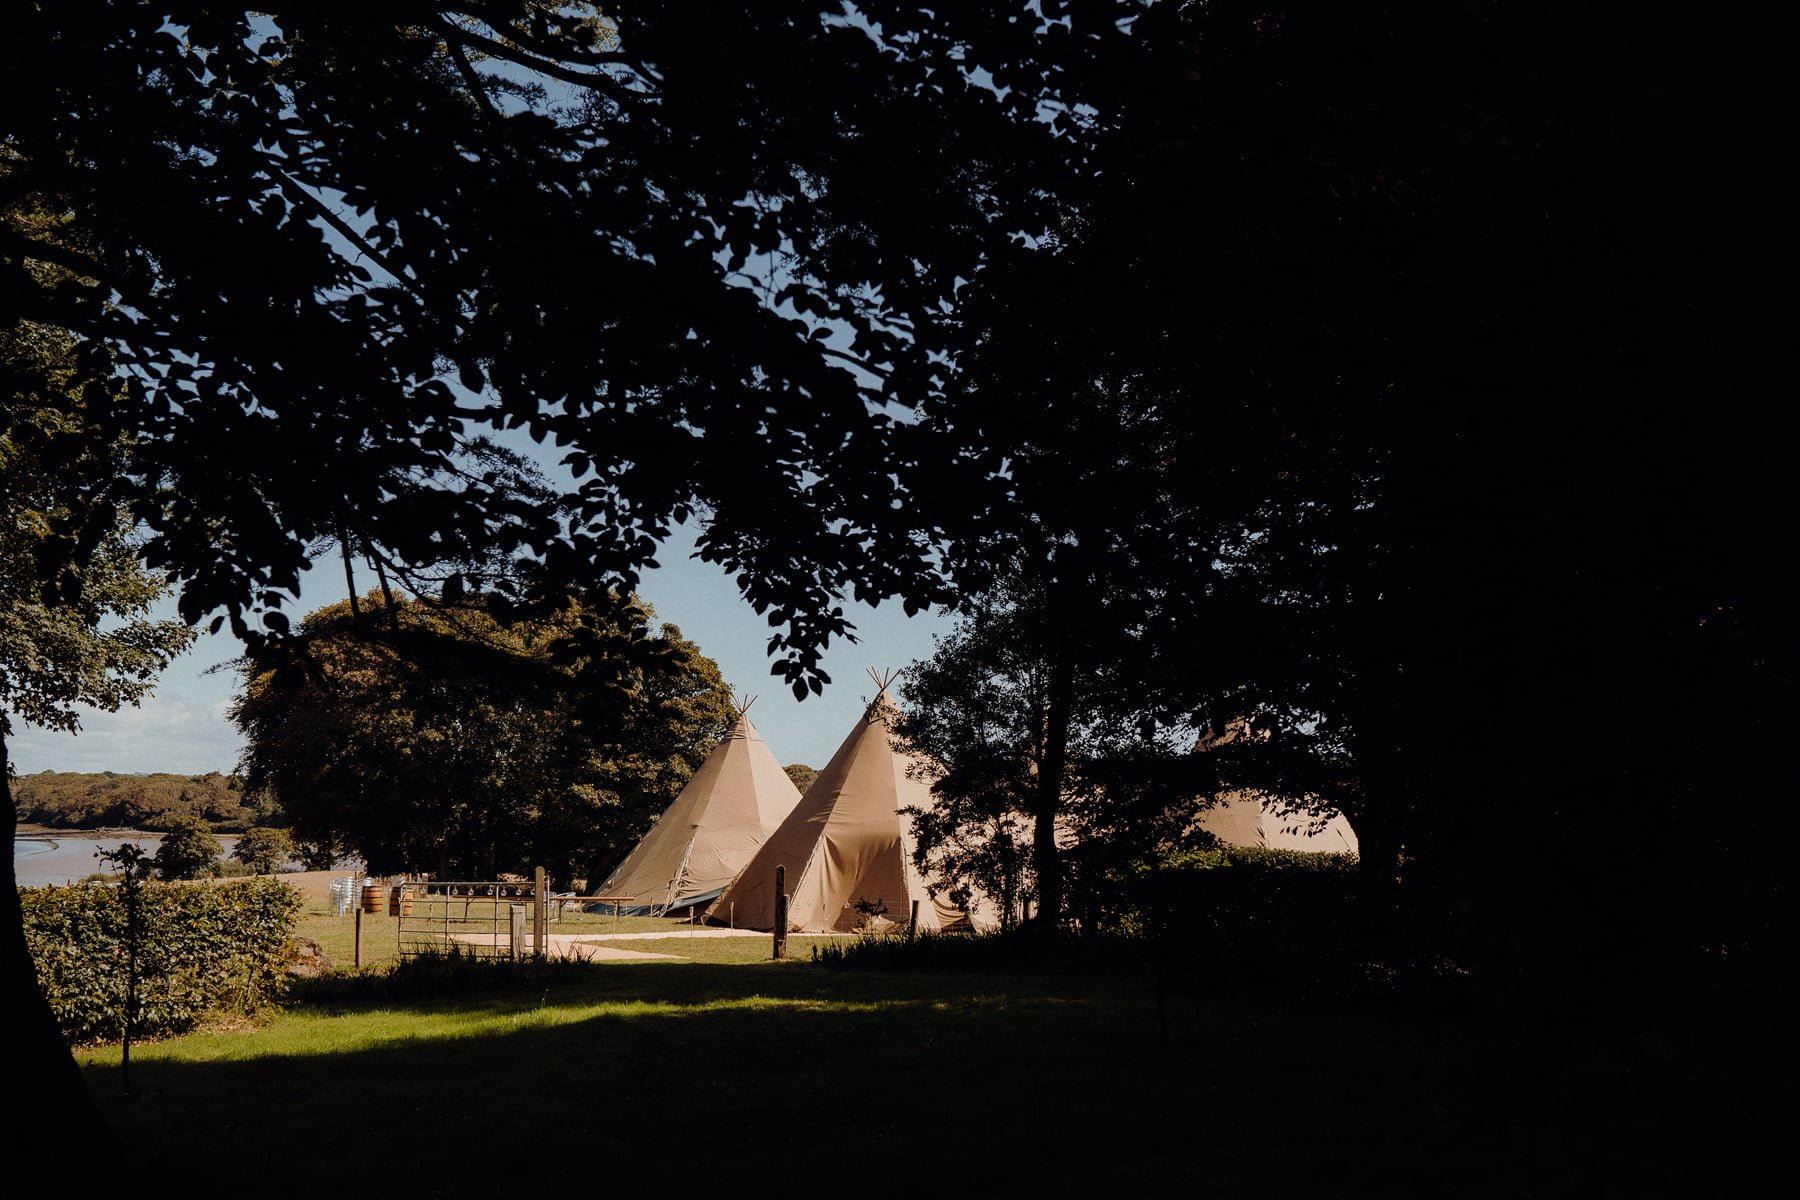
[13,831,244,887]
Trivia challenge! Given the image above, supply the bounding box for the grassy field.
[69,878,1780,1197]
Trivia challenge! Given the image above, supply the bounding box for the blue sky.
[8,23,959,781]
[8,519,953,778]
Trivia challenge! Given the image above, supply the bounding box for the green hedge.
[21,877,304,1044]
[1080,847,1368,998]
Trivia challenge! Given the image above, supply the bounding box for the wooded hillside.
[11,771,272,832]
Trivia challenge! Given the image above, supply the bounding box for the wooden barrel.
[360,884,385,914]
[388,886,413,917]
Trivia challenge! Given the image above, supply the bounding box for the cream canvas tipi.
[1188,716,1358,853]
[708,674,986,933]
[1193,792,1360,854]
[592,701,802,915]
[1188,719,1353,859]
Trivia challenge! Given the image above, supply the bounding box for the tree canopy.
[899,0,1789,986]
[11,771,265,832]
[5,0,1789,1143]
[899,553,1192,927]
[1,324,194,743]
[232,590,733,887]
[1,3,1055,687]
[152,815,222,881]
[230,826,294,876]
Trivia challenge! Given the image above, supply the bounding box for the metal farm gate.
[394,869,548,961]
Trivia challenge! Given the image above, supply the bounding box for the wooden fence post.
[773,864,788,960]
[510,904,526,962]
[533,867,547,960]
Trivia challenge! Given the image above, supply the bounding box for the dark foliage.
[810,927,1145,976]
[12,770,265,832]
[233,590,731,886]
[6,0,1789,1154]
[21,876,302,1043]
[151,814,223,880]
[289,943,594,1007]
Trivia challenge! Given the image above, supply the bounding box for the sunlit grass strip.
[76,982,1084,1068]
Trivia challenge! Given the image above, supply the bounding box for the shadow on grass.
[80,961,1779,1198]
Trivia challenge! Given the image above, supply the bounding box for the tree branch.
[436,24,504,125]
[426,15,655,104]
[271,171,429,305]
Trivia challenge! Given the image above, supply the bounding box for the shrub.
[1127,847,1375,1002]
[21,876,304,1043]
[154,815,222,880]
[232,826,294,875]
[811,927,1146,974]
[289,945,590,1006]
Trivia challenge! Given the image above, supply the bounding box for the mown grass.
[73,941,1782,1199]
[71,891,1783,1196]
[80,959,1459,1196]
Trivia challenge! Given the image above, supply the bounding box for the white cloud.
[9,695,246,775]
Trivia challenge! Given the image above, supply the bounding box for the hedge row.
[22,877,304,1044]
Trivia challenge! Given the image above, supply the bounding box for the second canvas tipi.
[592,701,801,916]
[708,675,987,933]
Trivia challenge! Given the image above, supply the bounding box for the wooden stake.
[533,867,547,960]
[773,865,788,960]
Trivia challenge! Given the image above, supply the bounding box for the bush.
[22,877,304,1043]
[289,945,590,1006]
[154,815,222,880]
[1126,847,1383,1003]
[811,927,1147,974]
[232,826,294,875]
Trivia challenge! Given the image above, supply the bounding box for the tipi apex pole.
[773,864,789,960]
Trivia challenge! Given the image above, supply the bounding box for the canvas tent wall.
[1192,791,1360,854]
[592,708,801,915]
[1186,715,1359,854]
[708,685,989,933]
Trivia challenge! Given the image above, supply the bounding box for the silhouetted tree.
[3,4,1039,1128]
[921,1,1790,992]
[233,591,731,889]
[152,816,222,881]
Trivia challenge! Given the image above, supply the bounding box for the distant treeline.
[11,771,278,833]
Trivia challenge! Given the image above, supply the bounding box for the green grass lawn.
[73,902,1782,1196]
[83,960,1458,1195]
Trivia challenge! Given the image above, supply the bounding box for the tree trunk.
[1029,648,1073,928]
[2,726,114,1144]
[371,554,400,631]
[339,530,361,631]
